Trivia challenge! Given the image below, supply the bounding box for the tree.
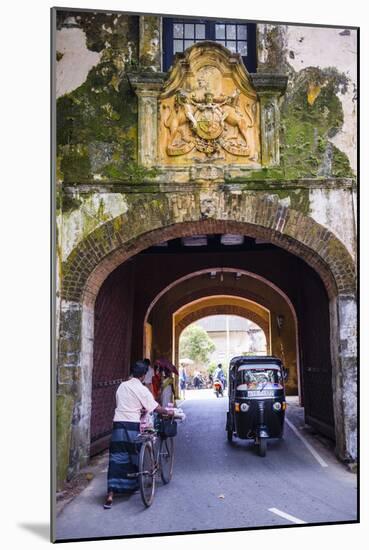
[179,324,216,366]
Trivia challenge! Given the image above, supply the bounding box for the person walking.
[193,371,201,389]
[104,361,174,509]
[179,365,187,400]
[151,362,162,401]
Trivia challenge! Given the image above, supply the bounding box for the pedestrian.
[208,371,214,387]
[160,366,175,407]
[179,365,187,400]
[152,362,162,400]
[193,371,201,389]
[104,360,174,509]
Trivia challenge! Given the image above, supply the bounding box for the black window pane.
[174,40,184,53]
[196,24,205,39]
[164,18,255,72]
[226,25,236,39]
[173,23,183,38]
[226,40,237,53]
[185,24,194,38]
[215,24,225,39]
[237,25,247,40]
[238,41,248,56]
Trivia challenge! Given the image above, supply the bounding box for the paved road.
[56,391,357,541]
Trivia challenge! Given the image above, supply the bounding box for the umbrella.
[179,357,194,365]
[154,357,179,375]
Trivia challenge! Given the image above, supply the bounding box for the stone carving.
[190,165,224,183]
[200,197,217,218]
[163,88,254,158]
[159,42,260,166]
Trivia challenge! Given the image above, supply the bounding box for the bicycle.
[127,416,176,507]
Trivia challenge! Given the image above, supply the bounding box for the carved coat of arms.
[158,42,260,166]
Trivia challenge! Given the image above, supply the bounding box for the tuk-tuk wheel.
[258,438,267,457]
[227,429,233,443]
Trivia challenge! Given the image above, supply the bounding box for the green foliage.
[179,325,216,366]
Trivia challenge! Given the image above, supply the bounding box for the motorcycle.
[213,378,224,398]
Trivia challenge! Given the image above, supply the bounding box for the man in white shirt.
[104,361,173,509]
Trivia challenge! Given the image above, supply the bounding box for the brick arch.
[149,284,280,325]
[58,193,357,479]
[61,193,356,306]
[176,305,269,336]
[145,268,299,387]
[176,304,270,357]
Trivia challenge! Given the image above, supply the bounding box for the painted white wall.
[60,193,128,261]
[56,27,101,98]
[309,188,356,258]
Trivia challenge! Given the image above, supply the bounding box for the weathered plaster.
[286,26,357,171]
[61,192,128,261]
[338,296,357,357]
[309,188,356,258]
[56,28,101,98]
[139,16,161,70]
[257,24,288,73]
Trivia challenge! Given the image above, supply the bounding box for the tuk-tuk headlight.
[240,403,249,412]
[273,402,282,411]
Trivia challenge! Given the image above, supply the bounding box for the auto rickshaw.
[226,356,288,456]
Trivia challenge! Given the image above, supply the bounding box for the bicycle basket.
[158,418,177,437]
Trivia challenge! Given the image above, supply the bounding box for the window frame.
[163,18,256,72]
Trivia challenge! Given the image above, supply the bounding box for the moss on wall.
[280,67,354,179]
[56,14,354,186]
[56,11,146,184]
[56,394,74,490]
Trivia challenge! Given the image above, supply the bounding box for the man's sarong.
[107,421,140,493]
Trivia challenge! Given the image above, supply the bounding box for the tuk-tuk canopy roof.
[229,355,283,371]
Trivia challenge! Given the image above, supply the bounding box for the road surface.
[55,391,357,541]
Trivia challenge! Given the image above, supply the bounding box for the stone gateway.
[54,10,357,492]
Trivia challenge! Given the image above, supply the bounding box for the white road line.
[285,418,328,468]
[268,507,307,524]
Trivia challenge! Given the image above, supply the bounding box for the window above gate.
[163,18,256,72]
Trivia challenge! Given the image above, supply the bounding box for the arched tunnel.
[90,232,333,456]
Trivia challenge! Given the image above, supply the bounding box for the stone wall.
[54,10,357,483]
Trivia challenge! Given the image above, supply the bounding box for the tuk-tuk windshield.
[236,365,283,390]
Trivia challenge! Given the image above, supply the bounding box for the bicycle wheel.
[159,436,174,484]
[139,440,156,507]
